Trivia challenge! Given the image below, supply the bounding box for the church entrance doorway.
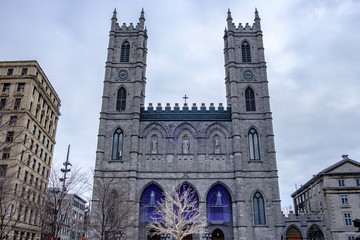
[183,234,192,240]
[212,229,224,240]
[286,226,302,240]
[147,229,160,240]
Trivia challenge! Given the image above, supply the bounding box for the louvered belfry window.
[120,41,130,62]
[242,41,251,62]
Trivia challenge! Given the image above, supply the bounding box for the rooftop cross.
[183,94,189,103]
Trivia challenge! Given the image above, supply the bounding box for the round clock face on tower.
[243,70,254,80]
[118,70,129,80]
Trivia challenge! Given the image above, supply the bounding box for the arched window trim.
[206,183,232,223]
[111,128,124,160]
[120,41,130,63]
[241,41,251,62]
[140,183,164,223]
[253,191,266,225]
[245,87,256,112]
[248,128,260,160]
[116,87,126,112]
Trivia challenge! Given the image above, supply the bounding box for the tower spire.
[227,8,233,30]
[254,8,261,30]
[139,8,145,30]
[111,8,118,31]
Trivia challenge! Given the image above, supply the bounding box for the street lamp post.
[202,227,212,240]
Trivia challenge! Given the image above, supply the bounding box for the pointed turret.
[227,8,233,30]
[111,8,118,31]
[254,8,261,30]
[139,8,145,30]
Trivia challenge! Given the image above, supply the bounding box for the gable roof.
[291,155,360,197]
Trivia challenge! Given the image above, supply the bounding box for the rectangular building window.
[6,131,14,142]
[29,140,34,150]
[2,149,10,159]
[341,195,349,205]
[14,98,21,110]
[344,212,352,226]
[7,69,13,76]
[2,83,10,93]
[338,179,346,187]
[0,165,7,177]
[357,179,360,186]
[313,186,316,195]
[317,183,321,192]
[21,68,28,75]
[348,236,356,240]
[9,116,17,126]
[0,99,5,110]
[24,171,28,182]
[320,198,323,209]
[17,83,25,92]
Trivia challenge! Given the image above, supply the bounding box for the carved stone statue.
[182,136,190,154]
[149,190,156,205]
[214,137,220,154]
[216,191,222,206]
[151,138,158,154]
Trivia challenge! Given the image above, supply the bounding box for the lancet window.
[248,128,260,160]
[120,41,130,62]
[242,41,251,62]
[116,87,126,112]
[253,192,266,225]
[111,128,123,160]
[206,184,232,223]
[245,87,256,111]
[140,184,164,222]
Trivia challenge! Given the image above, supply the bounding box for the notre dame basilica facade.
[91,9,283,240]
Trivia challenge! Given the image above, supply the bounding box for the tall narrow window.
[248,128,260,160]
[112,128,124,160]
[242,41,251,62]
[120,41,130,62]
[116,87,126,112]
[245,87,256,111]
[253,192,266,225]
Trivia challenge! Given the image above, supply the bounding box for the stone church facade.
[91,9,283,240]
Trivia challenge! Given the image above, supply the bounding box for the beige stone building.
[291,155,360,240]
[0,61,61,239]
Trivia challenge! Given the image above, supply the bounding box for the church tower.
[91,9,283,240]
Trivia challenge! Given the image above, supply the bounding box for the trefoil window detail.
[253,192,266,225]
[248,128,260,160]
[111,128,124,160]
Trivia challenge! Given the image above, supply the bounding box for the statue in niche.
[151,137,158,154]
[149,190,156,205]
[214,136,220,154]
[182,135,190,154]
[216,191,222,206]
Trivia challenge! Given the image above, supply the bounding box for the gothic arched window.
[253,192,266,225]
[107,190,118,223]
[116,87,126,112]
[245,87,256,111]
[206,184,232,223]
[120,41,130,62]
[111,128,123,160]
[307,225,324,240]
[140,183,164,222]
[241,41,251,62]
[248,128,260,160]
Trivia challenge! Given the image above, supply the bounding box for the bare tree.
[0,165,24,240]
[147,186,206,240]
[40,165,89,240]
[90,174,138,240]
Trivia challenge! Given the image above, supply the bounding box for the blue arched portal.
[176,183,199,222]
[206,184,232,223]
[140,183,164,222]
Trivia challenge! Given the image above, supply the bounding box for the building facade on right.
[290,155,360,240]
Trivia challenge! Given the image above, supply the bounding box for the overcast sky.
[1,0,360,208]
